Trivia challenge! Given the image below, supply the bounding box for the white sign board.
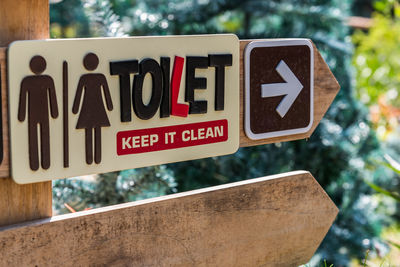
[8,34,240,183]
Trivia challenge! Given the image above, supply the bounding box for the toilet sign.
[244,39,314,140]
[8,34,240,184]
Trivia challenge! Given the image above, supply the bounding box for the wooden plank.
[239,40,340,147]
[0,0,52,226]
[347,16,373,29]
[0,178,51,226]
[0,39,339,179]
[0,0,49,47]
[0,48,7,176]
[0,171,338,267]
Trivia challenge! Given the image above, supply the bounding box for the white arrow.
[261,60,303,118]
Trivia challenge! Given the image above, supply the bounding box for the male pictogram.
[73,52,113,165]
[18,55,59,170]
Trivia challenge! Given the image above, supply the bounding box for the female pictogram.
[72,53,113,165]
[18,55,59,170]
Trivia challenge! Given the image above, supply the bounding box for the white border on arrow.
[244,39,314,140]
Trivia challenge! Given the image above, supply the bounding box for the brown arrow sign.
[245,39,314,139]
[0,171,338,266]
[239,39,340,146]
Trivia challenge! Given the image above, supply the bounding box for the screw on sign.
[244,39,314,140]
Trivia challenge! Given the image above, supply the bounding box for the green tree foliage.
[51,0,394,265]
[353,0,400,134]
[53,166,176,214]
[83,0,127,37]
[353,1,400,106]
[353,0,400,224]
[50,0,90,38]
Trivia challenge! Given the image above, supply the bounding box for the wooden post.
[0,0,52,226]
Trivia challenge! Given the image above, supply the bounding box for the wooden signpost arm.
[0,0,52,226]
[0,171,338,267]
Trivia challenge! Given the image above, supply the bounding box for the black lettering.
[160,57,170,118]
[110,60,139,122]
[208,54,232,111]
[132,58,163,120]
[185,56,208,114]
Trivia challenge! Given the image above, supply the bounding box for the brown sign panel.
[244,39,314,140]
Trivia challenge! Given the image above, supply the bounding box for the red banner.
[117,119,228,155]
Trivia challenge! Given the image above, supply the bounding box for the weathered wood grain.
[0,0,52,226]
[0,48,7,177]
[0,171,338,267]
[0,39,339,179]
[0,0,49,47]
[0,177,52,226]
